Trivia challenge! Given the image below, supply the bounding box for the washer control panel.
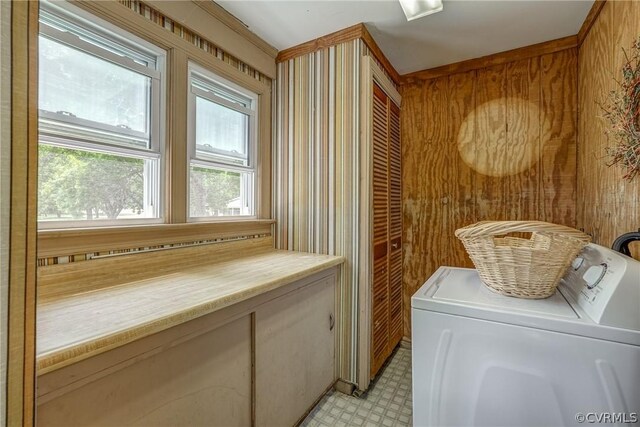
[560,244,640,330]
[583,263,608,289]
[571,257,584,270]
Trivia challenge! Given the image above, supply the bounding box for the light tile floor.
[301,346,413,427]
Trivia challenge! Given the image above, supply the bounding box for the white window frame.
[187,62,258,221]
[37,0,166,229]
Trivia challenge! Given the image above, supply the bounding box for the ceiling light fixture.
[398,0,443,21]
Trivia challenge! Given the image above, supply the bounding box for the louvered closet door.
[387,101,403,349]
[371,83,390,377]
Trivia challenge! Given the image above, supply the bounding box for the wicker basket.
[455,221,591,299]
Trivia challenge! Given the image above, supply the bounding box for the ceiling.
[217,0,594,75]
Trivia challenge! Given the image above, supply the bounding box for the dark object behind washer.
[612,230,640,257]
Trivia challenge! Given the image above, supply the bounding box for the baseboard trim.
[334,378,357,396]
[294,381,337,426]
[400,337,412,349]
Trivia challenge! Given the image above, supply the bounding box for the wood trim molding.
[167,48,188,223]
[7,1,38,425]
[143,0,277,78]
[400,35,578,84]
[577,0,607,46]
[37,220,276,259]
[360,25,401,84]
[73,1,272,90]
[276,23,401,84]
[357,56,374,391]
[368,57,401,107]
[256,83,273,218]
[357,55,401,391]
[276,23,363,63]
[195,0,278,59]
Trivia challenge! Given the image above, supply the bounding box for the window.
[188,63,257,219]
[37,1,165,227]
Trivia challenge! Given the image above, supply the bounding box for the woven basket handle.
[455,221,591,241]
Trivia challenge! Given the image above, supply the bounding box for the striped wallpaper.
[274,40,383,385]
[119,0,271,84]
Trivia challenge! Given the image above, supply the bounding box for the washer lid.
[413,267,578,320]
[412,267,640,345]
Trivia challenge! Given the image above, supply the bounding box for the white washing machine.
[411,244,640,427]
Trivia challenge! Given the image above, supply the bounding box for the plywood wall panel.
[401,78,450,337]
[540,49,578,226]
[402,49,578,337]
[446,71,476,268]
[609,0,640,255]
[505,58,541,221]
[475,65,509,221]
[577,0,640,259]
[577,1,612,246]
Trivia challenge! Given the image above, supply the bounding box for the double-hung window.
[188,63,257,219]
[37,1,165,227]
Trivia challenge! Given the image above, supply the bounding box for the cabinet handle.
[329,314,335,331]
[391,242,399,249]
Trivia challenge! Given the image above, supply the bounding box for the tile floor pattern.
[301,346,413,427]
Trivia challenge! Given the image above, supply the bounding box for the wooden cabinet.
[255,275,335,426]
[36,268,337,427]
[38,316,254,427]
[362,61,403,380]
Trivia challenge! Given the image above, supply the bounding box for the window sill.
[37,219,275,259]
[36,242,343,374]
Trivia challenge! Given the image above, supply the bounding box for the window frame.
[187,62,258,221]
[37,0,167,229]
[34,0,274,250]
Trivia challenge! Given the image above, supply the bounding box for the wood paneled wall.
[577,0,640,258]
[401,49,578,337]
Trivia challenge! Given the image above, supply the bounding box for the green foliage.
[38,145,242,222]
[38,144,144,220]
[189,166,240,217]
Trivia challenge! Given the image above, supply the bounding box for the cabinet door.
[371,83,390,376]
[37,316,253,427]
[255,275,336,427]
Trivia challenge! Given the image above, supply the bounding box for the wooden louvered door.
[388,101,403,348]
[371,83,390,376]
[370,82,402,377]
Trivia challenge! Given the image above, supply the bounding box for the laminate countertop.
[36,247,343,375]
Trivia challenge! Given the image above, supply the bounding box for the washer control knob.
[571,257,585,270]
[583,263,607,289]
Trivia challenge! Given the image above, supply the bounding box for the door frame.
[357,56,401,391]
